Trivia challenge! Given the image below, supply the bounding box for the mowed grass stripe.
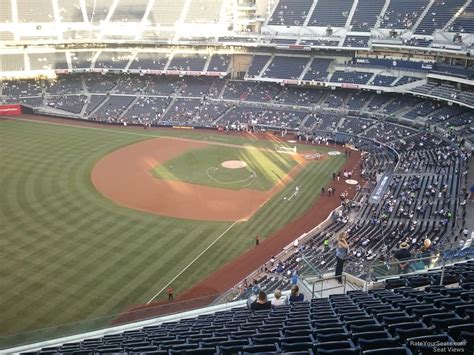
[49,226,164,320]
[94,223,227,312]
[234,159,335,240]
[0,123,171,333]
[238,158,339,235]
[0,120,345,338]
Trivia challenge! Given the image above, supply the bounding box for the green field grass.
[151,145,297,191]
[0,118,346,345]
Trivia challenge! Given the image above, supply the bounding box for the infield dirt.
[91,137,307,221]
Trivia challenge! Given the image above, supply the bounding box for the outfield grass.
[0,118,346,343]
[151,145,297,191]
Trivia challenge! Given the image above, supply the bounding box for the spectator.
[335,232,349,283]
[394,242,412,274]
[250,291,271,310]
[323,239,330,252]
[419,238,433,268]
[247,284,260,308]
[271,289,286,307]
[293,239,299,248]
[291,270,298,285]
[289,285,304,303]
[252,281,260,295]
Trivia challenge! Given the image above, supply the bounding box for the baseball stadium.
[0,0,473,353]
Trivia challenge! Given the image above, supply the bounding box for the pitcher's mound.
[221,160,248,169]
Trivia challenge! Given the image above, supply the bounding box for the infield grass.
[0,118,347,346]
[151,145,297,191]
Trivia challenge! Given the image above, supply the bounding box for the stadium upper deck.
[0,0,472,53]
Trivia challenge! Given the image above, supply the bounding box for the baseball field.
[0,116,351,340]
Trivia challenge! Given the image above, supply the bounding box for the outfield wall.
[0,104,21,116]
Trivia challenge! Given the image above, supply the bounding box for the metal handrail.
[306,274,348,298]
[300,254,324,278]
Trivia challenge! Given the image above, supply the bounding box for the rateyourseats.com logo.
[408,340,467,353]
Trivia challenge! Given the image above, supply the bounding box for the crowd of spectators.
[1,75,472,137]
[228,127,470,301]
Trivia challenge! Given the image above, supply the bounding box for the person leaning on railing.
[394,242,412,274]
[419,238,433,268]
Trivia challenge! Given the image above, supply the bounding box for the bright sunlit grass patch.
[151,145,299,191]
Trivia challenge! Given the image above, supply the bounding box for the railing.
[298,239,474,293]
[299,249,335,278]
[363,243,473,289]
[0,293,224,351]
[367,255,442,281]
[304,274,349,299]
[299,250,353,298]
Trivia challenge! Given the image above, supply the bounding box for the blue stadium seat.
[358,338,402,351]
[432,317,467,331]
[395,327,436,341]
[350,324,385,333]
[314,340,354,350]
[317,333,351,343]
[352,331,392,343]
[388,322,426,334]
[280,341,314,352]
[455,304,474,317]
[242,343,280,353]
[363,347,412,355]
[218,339,249,354]
[317,348,361,355]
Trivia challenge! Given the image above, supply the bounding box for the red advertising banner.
[341,83,360,89]
[0,104,22,116]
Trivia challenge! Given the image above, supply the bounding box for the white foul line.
[146,220,239,304]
